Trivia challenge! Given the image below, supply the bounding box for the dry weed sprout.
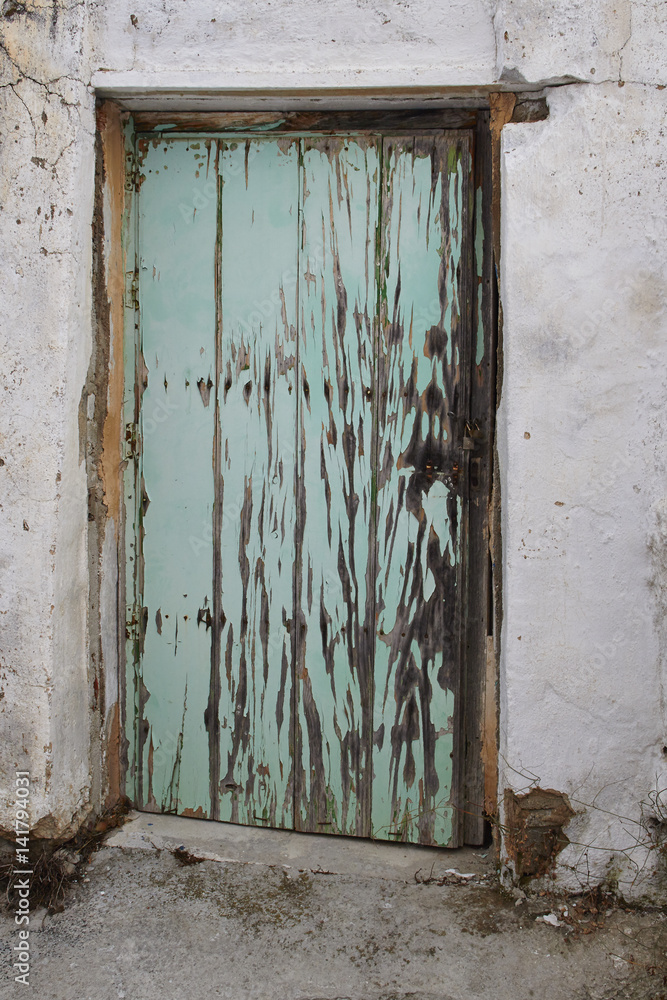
[170,845,205,866]
[0,798,130,915]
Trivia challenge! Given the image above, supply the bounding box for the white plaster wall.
[0,3,95,838]
[89,0,498,89]
[496,0,667,86]
[0,1,666,895]
[498,81,667,895]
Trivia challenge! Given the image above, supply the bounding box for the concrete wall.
[0,0,665,897]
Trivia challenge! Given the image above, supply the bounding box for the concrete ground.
[1,812,666,1000]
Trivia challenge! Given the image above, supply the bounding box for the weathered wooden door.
[125,115,491,847]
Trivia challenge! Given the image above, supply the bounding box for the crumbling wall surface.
[495,0,667,86]
[498,78,667,898]
[0,1,97,839]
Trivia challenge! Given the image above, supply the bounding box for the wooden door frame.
[95,103,498,846]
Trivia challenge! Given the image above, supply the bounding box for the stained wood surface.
[128,127,481,846]
[462,113,495,845]
[133,109,478,135]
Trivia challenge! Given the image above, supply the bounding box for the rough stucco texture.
[499,80,667,896]
[0,4,95,839]
[90,0,498,85]
[496,0,667,87]
[0,1,666,897]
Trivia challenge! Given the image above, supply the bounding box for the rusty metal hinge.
[126,604,147,644]
[125,152,140,192]
[124,268,139,311]
[124,420,138,460]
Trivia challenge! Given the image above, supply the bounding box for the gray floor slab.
[105,811,492,881]
[1,814,665,1000]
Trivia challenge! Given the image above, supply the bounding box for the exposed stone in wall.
[504,788,575,879]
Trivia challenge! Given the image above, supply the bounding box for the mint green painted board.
[372,134,471,845]
[295,137,379,836]
[135,137,217,817]
[215,138,299,828]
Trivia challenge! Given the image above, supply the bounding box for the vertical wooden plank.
[135,137,218,817]
[373,132,473,846]
[295,137,380,836]
[216,138,298,828]
[464,112,498,844]
[462,114,495,844]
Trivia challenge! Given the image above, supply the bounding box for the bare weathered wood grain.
[133,109,478,135]
[461,115,494,845]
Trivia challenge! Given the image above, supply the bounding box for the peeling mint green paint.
[127,128,473,846]
[123,114,140,808]
[216,138,298,829]
[372,134,471,846]
[135,137,217,816]
[295,137,379,837]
